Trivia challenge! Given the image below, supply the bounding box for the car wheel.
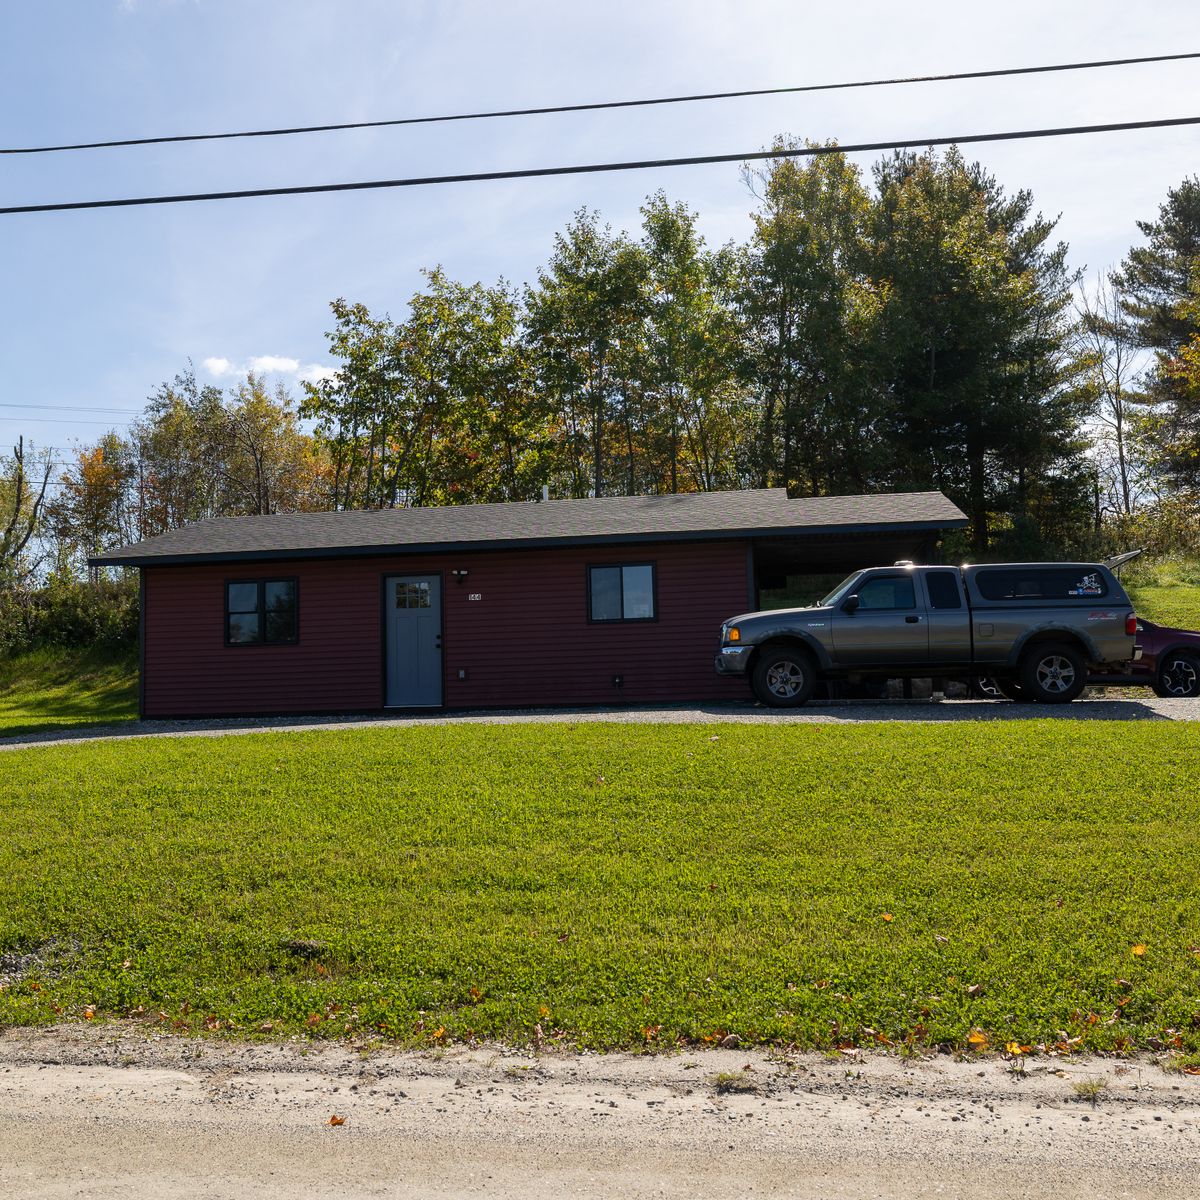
[751,647,816,707]
[971,675,1004,700]
[1019,642,1087,704]
[1153,651,1200,698]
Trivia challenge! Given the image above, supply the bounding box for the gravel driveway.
[2,695,1197,751]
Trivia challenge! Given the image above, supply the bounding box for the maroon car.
[1130,618,1200,698]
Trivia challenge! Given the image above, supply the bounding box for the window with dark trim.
[588,563,656,622]
[225,579,299,645]
[975,568,1109,602]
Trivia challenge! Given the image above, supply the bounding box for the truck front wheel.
[1019,642,1087,704]
[751,647,816,707]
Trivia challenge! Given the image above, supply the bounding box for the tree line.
[5,143,1200,590]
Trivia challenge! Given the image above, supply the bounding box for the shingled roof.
[89,488,967,567]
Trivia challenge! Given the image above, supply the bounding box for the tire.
[1152,651,1200,699]
[751,646,816,708]
[1018,642,1087,704]
[991,677,1034,703]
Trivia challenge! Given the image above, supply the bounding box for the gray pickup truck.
[715,562,1138,706]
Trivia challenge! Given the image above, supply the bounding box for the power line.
[4,114,1200,217]
[0,415,134,425]
[0,402,142,416]
[4,51,1199,156]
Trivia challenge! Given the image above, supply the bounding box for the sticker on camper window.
[1069,572,1104,596]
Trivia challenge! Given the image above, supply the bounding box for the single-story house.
[90,488,967,718]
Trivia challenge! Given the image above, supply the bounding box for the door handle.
[905,615,921,623]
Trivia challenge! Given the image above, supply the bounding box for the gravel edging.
[2,695,1198,751]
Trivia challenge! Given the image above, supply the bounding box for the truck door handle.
[905,615,921,623]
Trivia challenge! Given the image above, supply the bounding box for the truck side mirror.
[842,594,860,614]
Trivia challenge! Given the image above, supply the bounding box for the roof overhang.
[89,517,967,570]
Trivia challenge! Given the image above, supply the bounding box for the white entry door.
[385,575,442,706]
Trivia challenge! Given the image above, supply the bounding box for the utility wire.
[0,415,135,425]
[4,51,1199,155]
[0,402,142,415]
[3,114,1199,216]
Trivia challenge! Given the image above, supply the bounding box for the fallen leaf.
[881,913,893,923]
[258,1021,275,1033]
[82,1006,95,1020]
[1131,944,1147,958]
[1183,1066,1200,1076]
[538,1005,550,1018]
[121,960,132,970]
[468,987,482,1003]
[967,1029,989,1051]
[306,1013,323,1027]
[966,983,984,997]
[328,1115,345,1126]
[934,934,950,945]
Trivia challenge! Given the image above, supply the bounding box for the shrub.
[0,574,139,657]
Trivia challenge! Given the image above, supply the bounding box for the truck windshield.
[818,573,862,607]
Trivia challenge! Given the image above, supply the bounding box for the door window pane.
[856,576,916,610]
[589,567,622,621]
[622,565,654,619]
[396,581,433,609]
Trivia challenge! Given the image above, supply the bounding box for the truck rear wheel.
[1019,642,1087,704]
[751,647,816,707]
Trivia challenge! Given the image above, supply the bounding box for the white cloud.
[248,355,300,374]
[202,354,336,385]
[297,363,338,384]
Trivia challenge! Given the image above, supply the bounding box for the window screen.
[589,563,656,621]
[226,579,298,645]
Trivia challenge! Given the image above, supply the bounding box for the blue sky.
[2,0,1199,469]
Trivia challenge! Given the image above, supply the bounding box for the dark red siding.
[142,540,750,717]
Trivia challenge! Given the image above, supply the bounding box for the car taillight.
[1126,613,1138,636]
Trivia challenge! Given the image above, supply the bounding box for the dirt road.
[1,1026,1196,1198]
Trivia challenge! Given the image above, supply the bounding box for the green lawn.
[1127,558,1200,631]
[1,723,1197,1054]
[0,647,138,738]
